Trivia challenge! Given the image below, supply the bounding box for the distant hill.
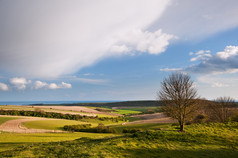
[31,100,161,107]
[30,99,238,108]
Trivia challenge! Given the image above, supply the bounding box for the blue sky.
[0,0,238,101]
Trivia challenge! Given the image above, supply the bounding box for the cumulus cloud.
[7,77,72,90]
[10,77,31,90]
[0,0,172,78]
[186,46,238,74]
[110,29,176,55]
[34,81,48,89]
[190,50,212,62]
[0,83,8,91]
[34,81,72,90]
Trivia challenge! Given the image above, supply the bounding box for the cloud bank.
[151,0,238,39]
[0,0,172,78]
[187,46,238,74]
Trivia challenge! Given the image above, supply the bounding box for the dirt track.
[124,113,176,125]
[0,115,64,133]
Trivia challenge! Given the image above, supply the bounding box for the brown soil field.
[124,113,176,125]
[32,106,122,116]
[0,115,64,133]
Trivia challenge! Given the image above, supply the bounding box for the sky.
[0,0,238,101]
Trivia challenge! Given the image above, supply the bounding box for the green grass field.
[0,116,20,125]
[22,119,98,130]
[0,122,237,157]
[117,107,158,112]
[112,109,141,115]
[0,132,116,152]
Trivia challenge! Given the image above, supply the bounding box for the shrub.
[192,114,207,123]
[122,128,143,133]
[63,123,116,133]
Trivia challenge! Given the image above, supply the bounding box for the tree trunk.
[179,124,184,132]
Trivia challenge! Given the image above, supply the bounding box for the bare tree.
[208,96,235,122]
[158,73,198,131]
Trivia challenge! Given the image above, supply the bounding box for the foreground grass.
[0,132,115,152]
[112,123,173,133]
[0,122,237,157]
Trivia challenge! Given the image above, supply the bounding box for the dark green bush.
[122,128,143,133]
[63,123,116,133]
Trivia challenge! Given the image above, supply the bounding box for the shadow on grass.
[121,147,238,158]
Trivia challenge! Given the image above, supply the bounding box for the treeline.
[0,109,126,122]
[63,123,116,133]
[185,98,238,124]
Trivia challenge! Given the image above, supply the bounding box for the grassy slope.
[23,119,98,130]
[89,106,158,115]
[111,123,173,133]
[0,132,116,152]
[0,117,20,125]
[0,122,237,157]
[112,109,141,115]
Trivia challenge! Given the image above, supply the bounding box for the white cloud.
[34,81,72,90]
[150,0,238,39]
[74,77,108,85]
[34,81,48,89]
[83,73,94,76]
[0,83,8,91]
[0,0,172,78]
[211,82,228,88]
[109,45,131,54]
[197,76,232,88]
[110,29,176,55]
[60,82,72,89]
[160,68,183,72]
[187,46,238,74]
[10,77,31,90]
[48,83,59,90]
[190,52,212,62]
[7,78,72,90]
[195,50,205,55]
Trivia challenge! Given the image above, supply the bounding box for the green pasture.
[88,106,144,115]
[23,117,125,131]
[112,109,141,115]
[23,119,98,130]
[0,116,20,125]
[117,106,158,112]
[82,118,125,125]
[97,106,160,115]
